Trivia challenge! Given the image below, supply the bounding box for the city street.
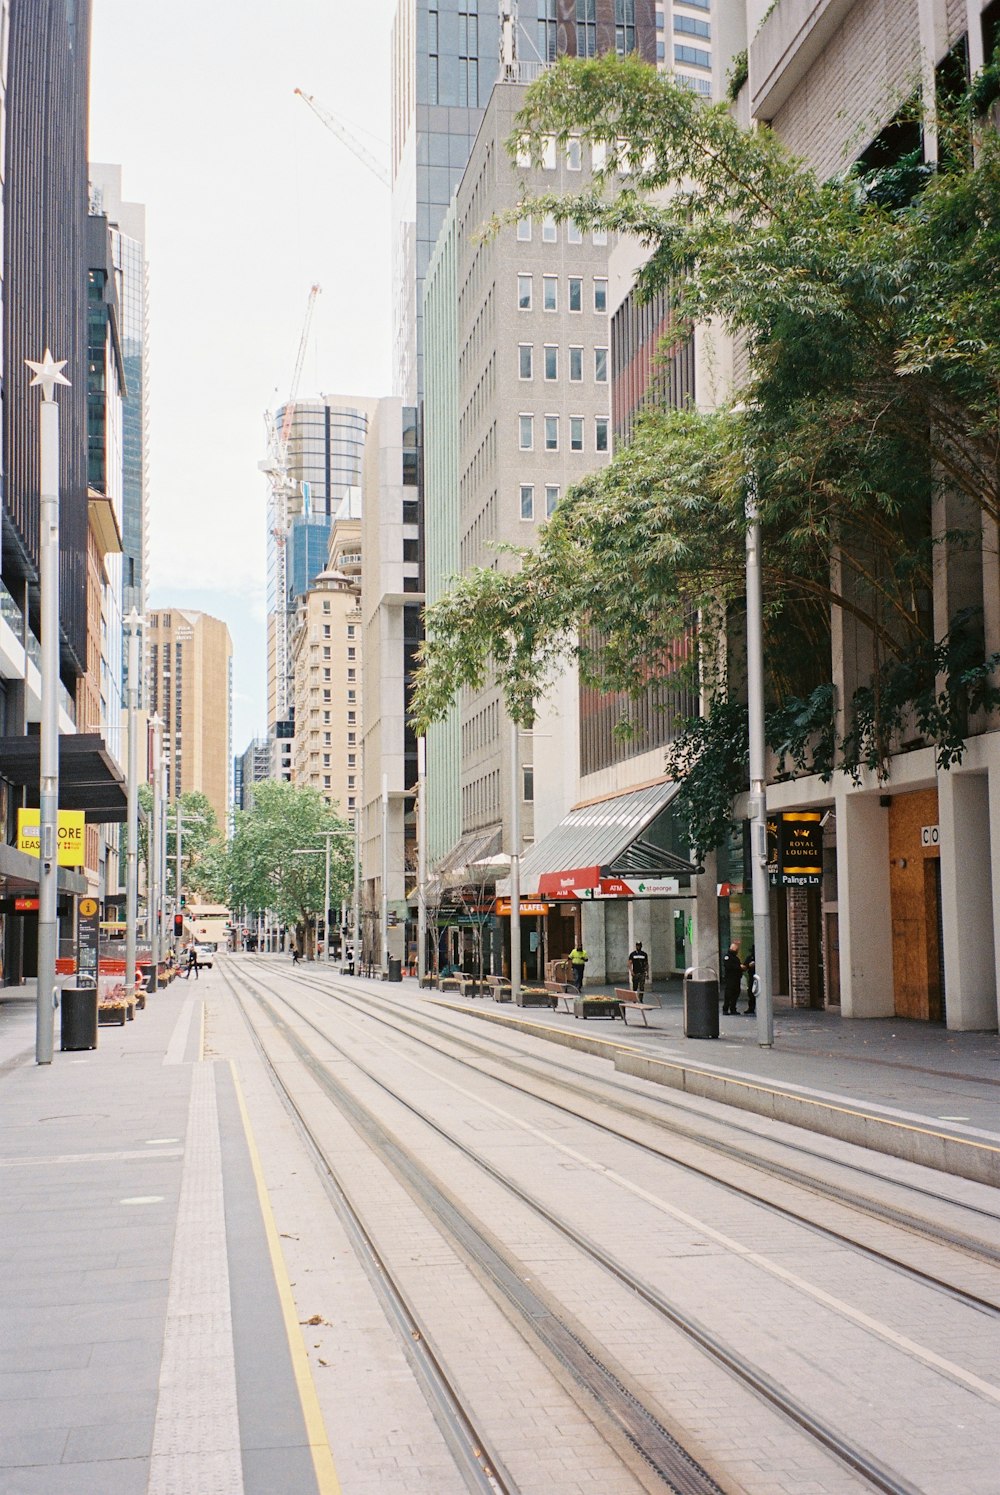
[3,958,998,1494]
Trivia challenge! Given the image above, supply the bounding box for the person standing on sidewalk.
[627,941,649,994]
[744,947,757,1014]
[569,943,589,991]
[722,941,743,1015]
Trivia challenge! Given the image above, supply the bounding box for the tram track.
[224,958,934,1495]
[279,963,1000,1316]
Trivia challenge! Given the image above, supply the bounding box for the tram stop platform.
[0,972,334,1495]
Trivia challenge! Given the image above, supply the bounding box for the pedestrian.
[744,947,757,1015]
[569,942,589,992]
[627,940,649,995]
[186,944,199,981]
[722,940,742,1015]
[291,945,301,966]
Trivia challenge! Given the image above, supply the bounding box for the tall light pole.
[417,736,427,985]
[123,610,142,1002]
[745,463,775,1047]
[380,772,389,975]
[352,810,361,974]
[168,805,204,953]
[509,718,522,1005]
[26,351,71,1065]
[148,713,163,990]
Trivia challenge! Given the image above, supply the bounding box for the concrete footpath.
[414,977,1000,1186]
[0,973,334,1495]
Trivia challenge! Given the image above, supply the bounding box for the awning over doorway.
[511,779,700,900]
[433,824,503,885]
[0,733,128,822]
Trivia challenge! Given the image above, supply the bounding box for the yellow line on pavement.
[229,1061,342,1495]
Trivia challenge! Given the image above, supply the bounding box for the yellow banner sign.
[16,808,86,867]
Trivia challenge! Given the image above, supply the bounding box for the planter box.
[574,996,621,1021]
[98,1004,128,1027]
[516,988,552,1008]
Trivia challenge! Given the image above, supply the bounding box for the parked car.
[193,944,214,968]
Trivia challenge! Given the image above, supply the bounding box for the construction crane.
[260,283,321,719]
[295,89,391,187]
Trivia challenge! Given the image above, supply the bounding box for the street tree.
[414,53,1000,853]
[223,781,354,959]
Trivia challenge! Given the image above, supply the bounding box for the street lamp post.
[27,351,71,1066]
[148,713,163,991]
[417,736,427,986]
[167,805,204,954]
[123,610,142,1002]
[509,718,522,1005]
[380,773,389,976]
[745,466,775,1048]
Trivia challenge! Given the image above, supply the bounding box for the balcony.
[749,0,855,121]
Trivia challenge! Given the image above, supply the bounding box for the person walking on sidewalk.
[744,947,757,1015]
[627,941,649,995]
[569,943,589,991]
[722,941,743,1015]
[186,944,199,981]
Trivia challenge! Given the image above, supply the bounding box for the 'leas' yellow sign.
[16,808,86,867]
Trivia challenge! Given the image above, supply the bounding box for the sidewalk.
[0,975,329,1495]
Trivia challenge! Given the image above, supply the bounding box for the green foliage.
[222,781,354,938]
[726,49,748,103]
[663,700,749,858]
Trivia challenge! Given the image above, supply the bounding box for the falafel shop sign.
[16,808,86,866]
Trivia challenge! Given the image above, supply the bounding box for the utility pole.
[417,736,427,985]
[124,611,142,1002]
[381,773,389,975]
[148,714,163,991]
[27,350,70,1065]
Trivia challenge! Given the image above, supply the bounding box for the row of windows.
[462,768,500,824]
[519,482,561,521]
[518,412,610,452]
[517,273,608,314]
[675,43,711,68]
[516,215,608,247]
[462,696,500,759]
[518,343,608,382]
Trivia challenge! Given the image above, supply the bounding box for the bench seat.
[614,987,658,1027]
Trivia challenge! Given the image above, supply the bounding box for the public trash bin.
[684,975,719,1040]
[60,985,98,1051]
[387,957,403,982]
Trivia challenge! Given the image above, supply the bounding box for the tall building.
[359,399,421,968]
[147,609,233,829]
[88,164,150,680]
[233,737,270,812]
[265,396,376,762]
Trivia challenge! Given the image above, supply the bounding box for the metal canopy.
[0,732,128,822]
[512,780,700,899]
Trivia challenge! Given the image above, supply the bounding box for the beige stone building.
[290,537,362,824]
[146,609,233,829]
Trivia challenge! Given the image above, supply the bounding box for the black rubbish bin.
[60,985,98,1051]
[387,957,403,982]
[684,977,719,1039]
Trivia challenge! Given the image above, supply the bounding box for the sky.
[88,0,396,753]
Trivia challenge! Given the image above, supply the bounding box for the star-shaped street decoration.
[25,349,71,401]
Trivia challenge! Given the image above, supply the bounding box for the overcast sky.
[89,0,396,753]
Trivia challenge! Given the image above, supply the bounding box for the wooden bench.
[614,987,657,1027]
[486,975,512,1003]
[544,980,577,1014]
[458,976,483,998]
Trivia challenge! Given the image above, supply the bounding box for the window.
[593,227,608,246]
[519,343,533,379]
[322,624,331,638]
[677,73,712,94]
[674,14,710,37]
[545,484,560,517]
[515,134,532,167]
[544,415,559,451]
[520,483,534,520]
[323,646,331,659]
[675,44,711,66]
[566,138,582,170]
[348,774,355,788]
[347,625,355,638]
[347,646,356,659]
[323,689,332,702]
[323,667,331,681]
[323,753,331,767]
[348,731,356,744]
[516,217,532,241]
[577,0,596,56]
[543,275,557,311]
[348,753,356,766]
[348,796,355,809]
[594,278,608,313]
[347,710,356,724]
[322,601,330,614]
[523,764,534,801]
[595,416,609,452]
[347,688,356,702]
[570,416,584,451]
[324,732,331,744]
[595,346,608,382]
[519,413,534,450]
[537,0,557,60]
[347,667,357,681]
[323,710,331,724]
[567,220,582,245]
[542,213,557,242]
[518,273,532,310]
[403,538,419,562]
[568,276,582,312]
[615,0,636,54]
[542,134,556,169]
[569,345,583,381]
[656,38,665,59]
[544,344,558,380]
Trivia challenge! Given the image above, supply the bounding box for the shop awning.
[433,824,503,885]
[0,733,128,822]
[510,779,701,900]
